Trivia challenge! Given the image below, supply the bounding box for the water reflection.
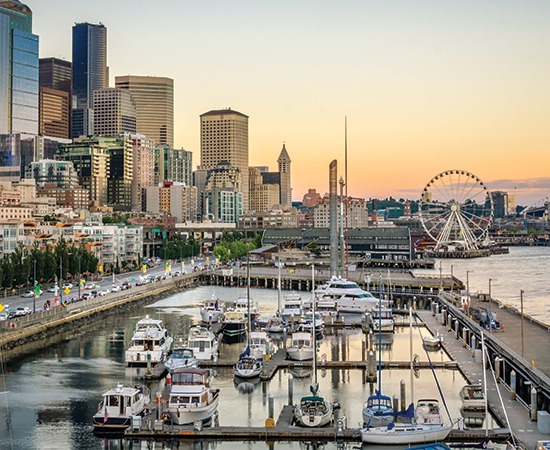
[0,286,499,449]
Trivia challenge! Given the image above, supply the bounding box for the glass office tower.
[72,22,107,138]
[0,0,39,135]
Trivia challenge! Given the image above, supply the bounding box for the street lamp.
[488,278,493,304]
[466,270,472,312]
[32,257,37,313]
[520,289,524,358]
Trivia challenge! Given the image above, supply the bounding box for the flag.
[103,407,109,423]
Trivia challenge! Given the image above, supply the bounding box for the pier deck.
[417,308,546,450]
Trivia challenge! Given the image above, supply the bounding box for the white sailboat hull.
[294,402,333,427]
[360,424,452,444]
[287,347,314,361]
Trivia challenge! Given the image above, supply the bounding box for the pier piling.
[268,393,274,419]
[511,370,517,400]
[288,375,293,405]
[400,379,406,411]
[531,387,538,421]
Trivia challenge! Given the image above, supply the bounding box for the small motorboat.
[164,346,199,373]
[286,332,314,361]
[423,332,442,350]
[93,384,150,433]
[459,384,486,411]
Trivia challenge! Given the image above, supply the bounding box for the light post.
[450,264,454,299]
[32,257,37,313]
[77,251,82,299]
[466,270,472,312]
[520,289,524,358]
[438,261,442,294]
[488,278,493,304]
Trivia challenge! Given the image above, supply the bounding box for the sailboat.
[266,258,287,333]
[362,276,395,427]
[293,265,336,427]
[360,307,453,444]
[234,255,263,379]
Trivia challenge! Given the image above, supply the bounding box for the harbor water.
[2,246,548,449]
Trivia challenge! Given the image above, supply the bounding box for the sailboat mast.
[277,257,282,313]
[247,253,251,347]
[409,306,414,404]
[312,264,317,388]
[481,331,488,438]
[378,275,382,395]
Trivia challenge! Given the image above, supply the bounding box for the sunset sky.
[30,1,550,206]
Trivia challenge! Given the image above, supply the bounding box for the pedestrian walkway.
[417,309,545,450]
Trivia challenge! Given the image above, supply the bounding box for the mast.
[409,306,414,404]
[344,116,349,278]
[481,331,488,438]
[311,264,318,395]
[277,256,282,313]
[377,275,382,395]
[246,253,251,349]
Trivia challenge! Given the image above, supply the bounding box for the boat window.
[108,395,120,407]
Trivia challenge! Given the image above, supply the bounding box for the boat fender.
[333,402,341,411]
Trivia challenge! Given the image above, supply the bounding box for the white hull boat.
[287,332,314,361]
[164,347,199,373]
[360,423,453,445]
[187,325,218,361]
[125,315,173,367]
[200,296,224,324]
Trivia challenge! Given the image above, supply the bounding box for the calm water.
[423,246,550,323]
[3,246,545,449]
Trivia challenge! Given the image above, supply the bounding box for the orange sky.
[32,0,550,206]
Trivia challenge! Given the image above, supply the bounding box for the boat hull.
[360,424,452,444]
[93,415,133,432]
[222,324,246,344]
[287,347,314,361]
[166,398,219,426]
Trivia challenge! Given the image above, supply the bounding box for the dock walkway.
[417,308,546,450]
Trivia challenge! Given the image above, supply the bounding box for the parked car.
[0,312,8,321]
[99,289,110,296]
[15,306,31,316]
[81,293,92,300]
[47,285,58,293]
[22,290,34,298]
[85,283,96,290]
[121,281,131,290]
[111,285,121,293]
[62,283,74,290]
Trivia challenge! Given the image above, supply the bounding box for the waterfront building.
[203,160,243,224]
[25,159,79,189]
[0,0,39,136]
[262,227,413,264]
[72,22,108,138]
[57,136,111,206]
[115,75,174,147]
[314,195,369,229]
[130,134,155,211]
[92,88,137,136]
[200,109,249,211]
[145,181,197,223]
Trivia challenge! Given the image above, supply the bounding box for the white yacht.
[298,311,324,334]
[200,295,225,324]
[287,332,314,361]
[125,315,173,367]
[281,293,303,320]
[164,346,199,373]
[248,331,272,359]
[233,297,260,321]
[186,325,218,361]
[368,307,395,333]
[165,368,220,426]
[93,384,150,432]
[316,276,385,314]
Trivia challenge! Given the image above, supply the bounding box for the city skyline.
[30,0,550,206]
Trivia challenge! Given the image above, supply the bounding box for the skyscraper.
[72,22,108,137]
[39,57,72,138]
[115,75,174,147]
[0,0,39,135]
[200,108,249,211]
[92,88,137,136]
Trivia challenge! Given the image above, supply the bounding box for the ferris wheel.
[418,170,494,251]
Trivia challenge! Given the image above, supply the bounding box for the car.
[81,293,91,300]
[111,285,121,293]
[62,283,74,290]
[15,306,31,316]
[47,285,58,293]
[99,289,110,296]
[85,283,96,290]
[22,290,34,298]
[90,290,99,297]
[0,312,8,321]
[121,281,131,290]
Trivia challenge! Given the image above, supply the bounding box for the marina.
[1,247,550,449]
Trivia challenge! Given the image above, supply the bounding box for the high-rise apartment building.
[200,109,249,211]
[93,88,137,136]
[146,181,197,223]
[72,22,108,137]
[39,58,72,139]
[0,0,39,137]
[203,160,243,224]
[57,136,111,206]
[25,159,79,188]
[107,134,133,210]
[130,134,155,211]
[115,75,174,147]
